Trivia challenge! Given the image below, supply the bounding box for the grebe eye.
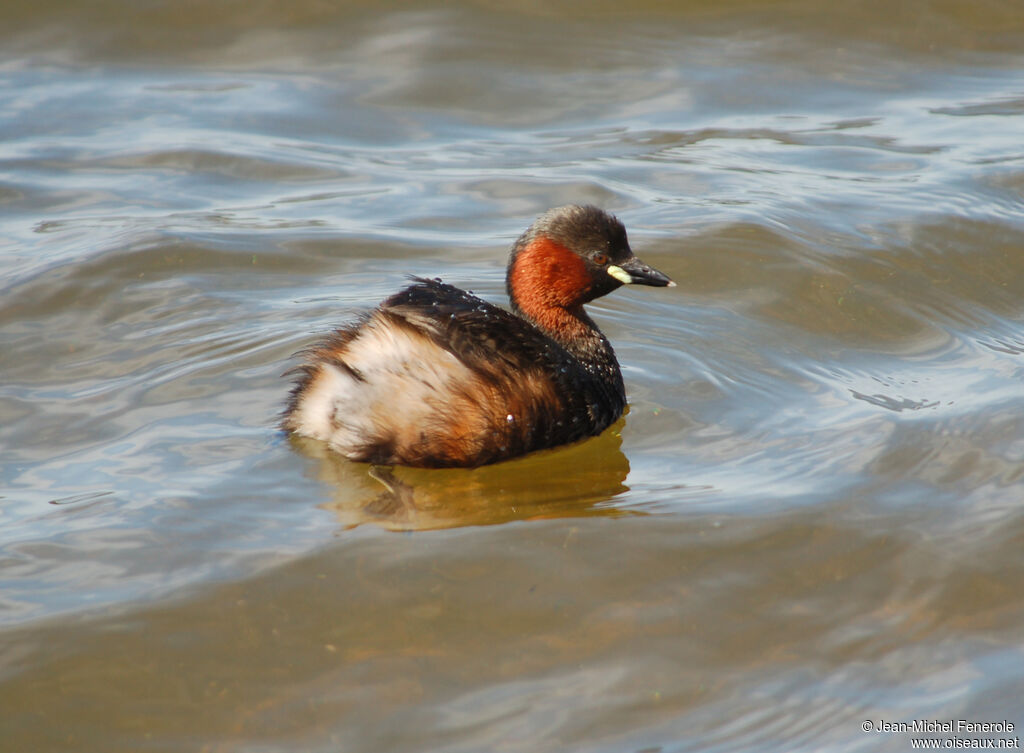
[593,253,609,265]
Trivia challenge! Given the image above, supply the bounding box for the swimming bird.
[283,204,674,468]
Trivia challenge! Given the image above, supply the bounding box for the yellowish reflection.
[290,420,635,531]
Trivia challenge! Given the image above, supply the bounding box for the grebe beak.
[608,257,676,288]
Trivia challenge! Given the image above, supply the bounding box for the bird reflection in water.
[288,419,635,531]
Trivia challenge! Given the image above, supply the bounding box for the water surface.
[2,1,1023,751]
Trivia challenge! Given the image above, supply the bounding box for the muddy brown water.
[2,2,1023,751]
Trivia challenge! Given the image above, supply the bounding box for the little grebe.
[283,205,674,468]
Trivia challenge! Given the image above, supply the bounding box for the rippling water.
[2,2,1023,751]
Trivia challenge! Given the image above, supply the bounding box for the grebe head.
[507,205,674,320]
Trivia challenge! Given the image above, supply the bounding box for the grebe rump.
[283,205,674,468]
